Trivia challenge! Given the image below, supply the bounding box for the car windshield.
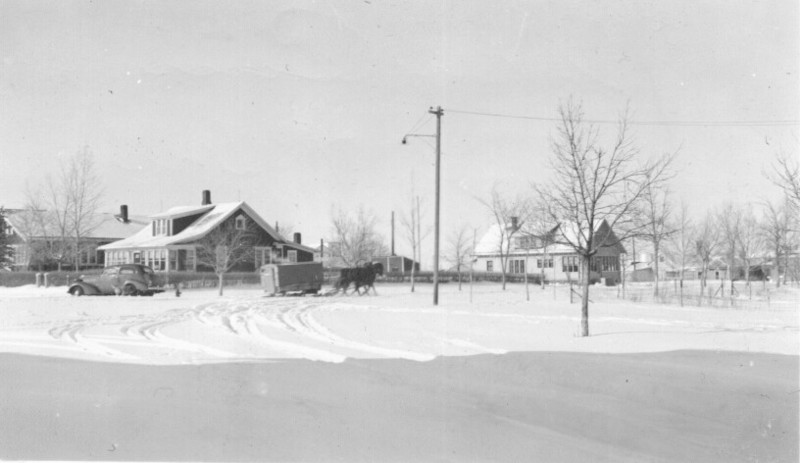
[142,267,155,275]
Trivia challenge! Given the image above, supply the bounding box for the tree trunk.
[218,273,224,296]
[653,241,660,297]
[775,246,781,288]
[580,255,590,337]
[501,257,507,290]
[524,248,529,301]
[410,251,416,292]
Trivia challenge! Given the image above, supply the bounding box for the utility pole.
[391,211,395,256]
[401,107,443,306]
[430,106,443,305]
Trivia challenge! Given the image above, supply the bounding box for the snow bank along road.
[0,283,797,364]
[0,284,797,462]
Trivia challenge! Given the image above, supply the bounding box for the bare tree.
[28,148,104,270]
[0,207,12,269]
[195,221,258,296]
[445,224,472,290]
[13,190,52,270]
[769,153,800,207]
[762,198,794,288]
[399,195,430,292]
[63,147,104,270]
[536,99,674,337]
[695,212,720,296]
[478,185,530,290]
[637,173,676,296]
[523,198,557,290]
[40,172,73,271]
[717,202,742,295]
[736,206,764,296]
[665,200,694,306]
[330,206,388,267]
[274,221,294,239]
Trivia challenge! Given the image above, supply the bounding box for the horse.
[335,262,384,295]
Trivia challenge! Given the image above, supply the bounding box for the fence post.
[570,281,574,304]
[44,273,50,288]
[35,272,43,287]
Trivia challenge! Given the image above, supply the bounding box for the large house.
[98,191,314,272]
[473,219,626,284]
[3,206,146,271]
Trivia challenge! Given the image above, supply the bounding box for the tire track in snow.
[48,322,140,360]
[117,306,238,358]
[262,303,435,362]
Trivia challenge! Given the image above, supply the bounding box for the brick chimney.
[201,190,211,205]
[293,232,302,245]
[116,205,129,223]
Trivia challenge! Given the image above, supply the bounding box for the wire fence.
[589,281,800,311]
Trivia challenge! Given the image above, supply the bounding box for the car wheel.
[123,284,139,296]
[71,286,84,297]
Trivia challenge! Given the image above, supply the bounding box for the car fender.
[122,279,148,291]
[68,282,101,295]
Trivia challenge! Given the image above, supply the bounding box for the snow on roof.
[99,202,251,250]
[5,210,147,241]
[149,204,215,220]
[97,201,315,252]
[474,224,575,255]
[474,219,624,256]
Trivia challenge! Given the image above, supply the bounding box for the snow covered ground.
[0,282,797,462]
[0,282,797,364]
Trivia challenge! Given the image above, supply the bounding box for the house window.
[186,249,195,270]
[288,250,298,263]
[235,215,246,230]
[486,261,494,272]
[562,256,579,273]
[255,247,272,268]
[153,219,171,236]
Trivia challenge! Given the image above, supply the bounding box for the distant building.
[2,206,145,271]
[473,219,626,284]
[98,190,314,272]
[373,255,419,274]
[314,242,417,273]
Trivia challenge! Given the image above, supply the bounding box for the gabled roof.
[97,201,317,254]
[4,210,147,242]
[474,219,626,256]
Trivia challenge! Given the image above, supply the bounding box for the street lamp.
[401,106,443,305]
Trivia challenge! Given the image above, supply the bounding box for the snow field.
[1,282,797,364]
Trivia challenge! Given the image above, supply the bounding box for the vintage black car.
[68,264,164,296]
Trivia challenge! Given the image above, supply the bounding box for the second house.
[98,190,314,272]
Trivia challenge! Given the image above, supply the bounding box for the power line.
[446,108,800,127]
[405,112,433,136]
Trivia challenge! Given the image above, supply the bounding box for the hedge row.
[1,269,551,288]
[379,271,543,285]
[0,270,262,288]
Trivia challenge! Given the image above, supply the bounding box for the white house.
[473,219,626,284]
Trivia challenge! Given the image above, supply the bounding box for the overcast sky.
[1,0,798,259]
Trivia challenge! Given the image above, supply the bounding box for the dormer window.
[235,215,246,230]
[153,219,171,236]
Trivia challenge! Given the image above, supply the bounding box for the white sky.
[1,0,798,260]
